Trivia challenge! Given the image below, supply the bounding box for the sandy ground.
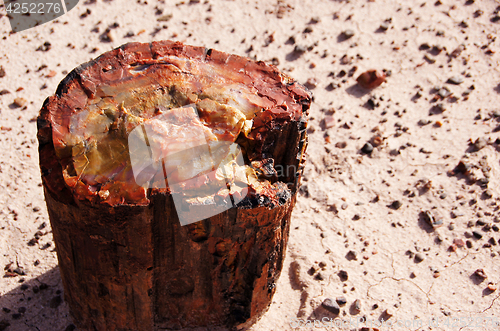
[1,0,500,330]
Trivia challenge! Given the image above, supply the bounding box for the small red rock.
[371,136,383,147]
[46,70,57,78]
[356,69,386,89]
[323,115,335,129]
[13,97,27,108]
[304,77,318,89]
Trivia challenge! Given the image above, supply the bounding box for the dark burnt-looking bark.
[38,41,311,330]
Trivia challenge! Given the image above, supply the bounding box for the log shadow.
[0,267,75,331]
[0,266,243,331]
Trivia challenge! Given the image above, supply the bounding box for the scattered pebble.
[335,141,347,149]
[383,308,394,319]
[449,44,465,58]
[346,250,358,260]
[351,299,361,314]
[379,22,390,31]
[389,200,403,210]
[157,14,173,22]
[472,230,483,239]
[447,76,464,85]
[293,45,307,55]
[414,253,425,263]
[473,268,487,281]
[13,267,26,276]
[309,17,320,24]
[356,69,386,89]
[304,77,318,89]
[437,87,451,98]
[314,272,325,281]
[336,296,347,306]
[361,142,374,154]
[342,29,355,39]
[473,9,483,17]
[472,137,487,151]
[13,97,27,108]
[100,29,113,43]
[36,41,51,52]
[422,210,443,229]
[322,298,340,314]
[338,270,349,282]
[430,103,445,114]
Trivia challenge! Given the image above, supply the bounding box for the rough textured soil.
[1,0,500,330]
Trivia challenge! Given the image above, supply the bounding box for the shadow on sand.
[0,267,75,331]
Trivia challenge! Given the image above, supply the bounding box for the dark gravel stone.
[346,250,358,260]
[390,200,403,210]
[472,230,483,239]
[336,296,347,306]
[338,270,349,282]
[361,142,374,154]
[13,267,26,276]
[322,298,340,314]
[414,253,425,263]
[314,272,324,281]
[307,266,317,276]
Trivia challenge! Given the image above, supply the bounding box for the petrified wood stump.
[37,41,311,330]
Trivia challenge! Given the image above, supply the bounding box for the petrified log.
[37,41,311,330]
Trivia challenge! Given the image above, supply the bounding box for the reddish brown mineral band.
[37,41,311,330]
